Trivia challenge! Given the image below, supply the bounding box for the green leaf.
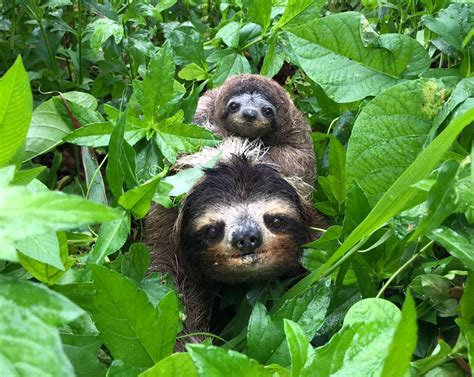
[284,320,314,377]
[247,279,331,366]
[327,136,346,205]
[287,13,430,103]
[0,183,121,259]
[154,118,220,164]
[275,0,324,32]
[118,170,167,219]
[346,80,445,205]
[302,299,401,377]
[91,265,179,368]
[216,22,241,49]
[12,166,46,185]
[380,293,418,377]
[82,147,107,205]
[410,159,459,239]
[106,112,127,199]
[457,319,474,371]
[0,56,32,166]
[0,276,83,375]
[143,42,175,124]
[242,0,272,32]
[88,18,124,53]
[88,211,130,265]
[16,231,63,269]
[24,99,73,160]
[429,226,474,271]
[121,243,151,283]
[460,271,474,321]
[187,344,272,377]
[260,33,284,78]
[213,53,252,87]
[64,122,146,147]
[139,353,197,377]
[61,314,107,377]
[342,182,371,236]
[277,107,474,309]
[422,4,474,52]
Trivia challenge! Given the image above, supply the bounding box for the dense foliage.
[0,0,473,376]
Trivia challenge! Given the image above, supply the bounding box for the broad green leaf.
[106,360,145,376]
[88,211,130,265]
[346,80,445,205]
[275,0,324,32]
[457,319,474,371]
[0,276,83,375]
[121,243,151,283]
[380,294,418,377]
[327,136,346,205]
[284,320,314,377]
[286,12,430,103]
[422,3,474,52]
[429,226,474,271]
[18,232,74,285]
[0,56,32,166]
[16,231,63,269]
[139,353,197,377]
[187,344,272,377]
[12,166,46,185]
[178,63,208,81]
[64,122,146,147]
[277,108,474,309]
[61,314,107,377]
[91,265,179,368]
[143,42,175,124]
[212,53,252,87]
[0,183,121,258]
[302,299,401,377]
[342,182,371,236]
[154,119,220,164]
[242,0,271,32]
[24,99,73,160]
[248,279,331,366]
[168,25,206,67]
[260,33,284,78]
[216,22,240,49]
[88,18,124,53]
[118,170,167,219]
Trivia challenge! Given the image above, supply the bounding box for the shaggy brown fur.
[192,74,315,192]
[145,157,324,350]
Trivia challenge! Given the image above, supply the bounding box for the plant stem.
[376,240,434,298]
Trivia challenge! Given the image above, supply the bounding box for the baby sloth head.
[178,156,313,284]
[213,74,296,142]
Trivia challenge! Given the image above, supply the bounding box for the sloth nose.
[242,108,258,121]
[231,226,262,254]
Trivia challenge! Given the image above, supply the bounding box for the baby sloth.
[179,74,315,196]
[145,156,317,345]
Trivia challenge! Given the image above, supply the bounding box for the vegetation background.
[0,0,473,376]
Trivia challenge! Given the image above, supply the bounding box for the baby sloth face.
[179,157,310,284]
[221,93,276,140]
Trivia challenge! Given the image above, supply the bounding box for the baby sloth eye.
[262,107,274,118]
[228,102,240,112]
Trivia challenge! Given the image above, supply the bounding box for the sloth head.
[177,156,313,284]
[213,74,298,142]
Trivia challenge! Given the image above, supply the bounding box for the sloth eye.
[228,102,240,112]
[264,215,288,232]
[262,107,274,117]
[206,226,220,239]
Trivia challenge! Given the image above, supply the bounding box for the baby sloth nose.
[231,225,262,254]
[242,108,258,121]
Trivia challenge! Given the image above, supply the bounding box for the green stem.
[376,240,434,298]
[77,0,84,85]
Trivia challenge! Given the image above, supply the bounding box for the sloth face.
[179,157,310,284]
[221,93,276,140]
